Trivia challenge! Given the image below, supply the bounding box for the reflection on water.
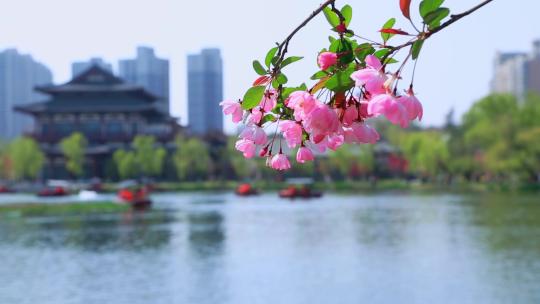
[0,193,539,304]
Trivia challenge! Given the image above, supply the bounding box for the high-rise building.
[187,48,223,135]
[72,57,113,77]
[0,49,52,139]
[119,47,169,114]
[491,40,540,100]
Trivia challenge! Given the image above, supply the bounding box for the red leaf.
[253,75,271,86]
[379,28,410,35]
[400,0,411,20]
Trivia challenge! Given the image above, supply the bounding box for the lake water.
[0,192,539,304]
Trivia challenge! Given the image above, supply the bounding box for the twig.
[381,0,494,63]
[273,0,336,74]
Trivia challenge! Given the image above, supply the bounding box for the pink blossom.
[296,147,314,163]
[287,91,317,121]
[347,122,380,144]
[398,91,423,121]
[270,153,291,170]
[240,125,267,145]
[235,139,256,158]
[317,52,338,70]
[279,120,303,148]
[220,100,243,123]
[342,106,359,126]
[327,134,344,151]
[359,101,370,119]
[350,55,387,95]
[303,104,339,143]
[368,93,409,128]
[249,107,263,124]
[260,89,277,112]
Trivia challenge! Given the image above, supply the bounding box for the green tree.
[113,149,137,180]
[400,131,450,178]
[173,137,211,181]
[328,144,374,179]
[132,135,166,177]
[7,137,45,180]
[60,132,88,178]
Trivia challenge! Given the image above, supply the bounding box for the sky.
[0,0,538,133]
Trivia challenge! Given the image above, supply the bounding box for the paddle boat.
[117,180,152,209]
[235,183,259,196]
[279,178,323,199]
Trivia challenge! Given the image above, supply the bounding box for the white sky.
[0,0,537,133]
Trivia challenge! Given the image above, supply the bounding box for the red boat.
[278,178,322,199]
[118,184,152,209]
[235,183,259,196]
[37,186,68,197]
[0,185,14,193]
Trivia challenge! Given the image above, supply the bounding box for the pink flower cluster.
[220,54,423,170]
[350,55,423,127]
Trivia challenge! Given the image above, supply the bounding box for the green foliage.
[113,149,137,180]
[252,60,267,75]
[7,137,45,180]
[323,6,341,28]
[381,18,396,43]
[265,47,279,67]
[60,132,88,177]
[328,144,374,179]
[173,137,211,181]
[280,56,303,69]
[341,5,353,27]
[132,135,166,177]
[242,86,265,110]
[412,40,425,60]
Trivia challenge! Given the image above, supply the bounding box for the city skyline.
[491,41,540,100]
[0,0,538,133]
[0,48,52,139]
[187,48,223,135]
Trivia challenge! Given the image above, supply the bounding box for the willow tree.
[173,137,211,181]
[7,137,45,180]
[60,132,88,178]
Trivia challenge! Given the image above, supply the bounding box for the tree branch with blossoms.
[220,0,494,170]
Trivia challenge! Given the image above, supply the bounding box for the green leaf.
[281,56,303,69]
[242,86,265,110]
[261,114,276,124]
[419,0,444,18]
[323,7,341,27]
[325,70,354,92]
[381,18,396,43]
[271,79,280,89]
[252,60,266,75]
[311,70,329,80]
[330,39,354,65]
[355,43,376,61]
[423,7,450,29]
[282,84,307,99]
[412,39,425,60]
[374,48,391,59]
[265,47,278,67]
[341,5,353,27]
[276,73,288,85]
[383,58,399,64]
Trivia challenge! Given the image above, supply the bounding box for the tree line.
[0,93,538,184]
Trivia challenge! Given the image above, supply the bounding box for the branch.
[382,0,494,63]
[274,0,336,73]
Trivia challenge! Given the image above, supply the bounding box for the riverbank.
[0,201,130,218]
[99,180,540,194]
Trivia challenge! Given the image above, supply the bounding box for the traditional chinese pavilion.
[15,65,180,178]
